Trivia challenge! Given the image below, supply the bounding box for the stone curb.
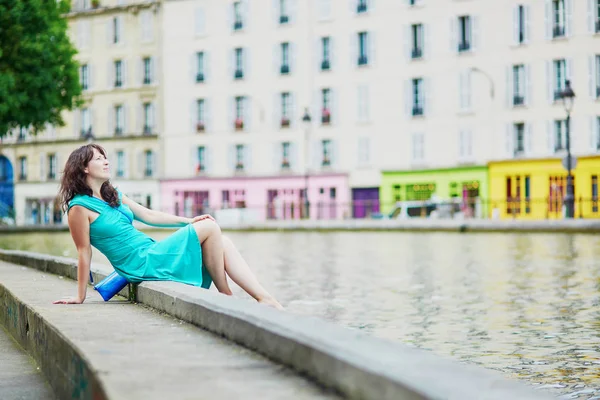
[0,250,552,400]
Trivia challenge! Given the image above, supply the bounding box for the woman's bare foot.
[258,297,285,311]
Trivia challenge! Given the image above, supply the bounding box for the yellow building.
[1,0,163,225]
[489,156,600,220]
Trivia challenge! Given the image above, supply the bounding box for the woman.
[53,144,283,309]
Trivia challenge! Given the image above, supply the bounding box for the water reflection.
[2,230,600,398]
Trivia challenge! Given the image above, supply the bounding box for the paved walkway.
[0,260,339,399]
[0,325,55,400]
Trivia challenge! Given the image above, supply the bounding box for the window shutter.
[123,150,129,179]
[190,146,198,175]
[152,56,159,85]
[404,80,411,118]
[289,92,296,128]
[205,99,212,133]
[450,17,457,53]
[547,121,554,154]
[424,24,431,59]
[205,146,213,174]
[40,152,46,182]
[525,123,533,155]
[108,106,114,136]
[350,32,358,67]
[152,150,158,179]
[545,61,553,104]
[524,5,531,43]
[123,104,129,134]
[506,66,513,108]
[118,16,125,45]
[544,0,552,40]
[471,16,480,51]
[368,31,375,66]
[242,0,250,30]
[195,7,206,35]
[330,36,336,70]
[136,103,142,133]
[137,58,143,86]
[589,56,597,99]
[513,5,520,45]
[272,0,279,25]
[403,25,411,60]
[244,97,252,131]
[88,64,94,90]
[565,0,573,37]
[105,20,111,46]
[137,150,143,179]
[505,125,514,157]
[290,42,296,74]
[424,78,432,115]
[588,0,596,34]
[525,64,533,106]
[204,51,210,82]
[107,60,113,89]
[331,139,338,168]
[122,59,128,87]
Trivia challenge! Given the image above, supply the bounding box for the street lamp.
[560,79,576,218]
[302,108,311,219]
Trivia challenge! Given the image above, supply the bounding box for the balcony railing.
[411,48,423,59]
[82,82,89,90]
[322,158,331,167]
[357,2,367,13]
[114,127,123,136]
[144,169,153,177]
[234,20,243,30]
[114,79,122,88]
[412,106,424,116]
[234,69,244,79]
[280,64,290,74]
[196,121,205,132]
[596,139,600,151]
[281,160,291,170]
[80,128,93,139]
[596,86,600,98]
[555,144,565,152]
[18,174,27,181]
[458,41,471,52]
[234,119,244,131]
[513,147,525,157]
[235,162,245,171]
[513,95,525,106]
[48,172,56,180]
[196,73,205,83]
[321,110,331,125]
[552,25,565,38]
[116,170,125,178]
[279,15,289,24]
[321,60,330,71]
[358,55,368,66]
[280,118,290,128]
[143,77,151,85]
[596,19,600,33]
[143,125,152,135]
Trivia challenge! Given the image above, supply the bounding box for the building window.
[113,17,120,44]
[321,139,332,167]
[459,71,472,111]
[114,105,124,135]
[81,108,91,137]
[196,99,205,132]
[411,78,424,116]
[592,175,598,213]
[235,96,245,130]
[595,0,600,33]
[357,85,369,122]
[554,119,567,152]
[114,60,123,88]
[513,64,526,106]
[80,64,89,90]
[234,48,244,79]
[280,42,290,74]
[553,59,566,100]
[143,103,153,135]
[281,142,291,169]
[411,133,425,162]
[279,0,289,24]
[144,150,153,177]
[357,0,367,13]
[143,57,152,85]
[321,88,331,124]
[196,146,206,174]
[196,52,205,83]
[321,37,331,71]
[513,123,525,156]
[357,137,370,166]
[516,5,526,44]
[552,0,566,38]
[47,154,57,180]
[233,1,243,30]
[18,156,27,181]
[358,32,368,66]
[458,16,472,52]
[235,144,245,170]
[116,151,125,177]
[411,24,423,59]
[281,92,291,127]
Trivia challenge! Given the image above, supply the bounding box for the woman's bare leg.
[222,235,283,310]
[192,219,232,295]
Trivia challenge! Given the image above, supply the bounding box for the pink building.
[160,173,350,221]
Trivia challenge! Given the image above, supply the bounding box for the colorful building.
[489,156,600,220]
[380,166,489,218]
[160,173,350,222]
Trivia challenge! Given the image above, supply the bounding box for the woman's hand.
[190,214,215,223]
[53,296,85,305]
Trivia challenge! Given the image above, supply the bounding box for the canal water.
[2,230,600,399]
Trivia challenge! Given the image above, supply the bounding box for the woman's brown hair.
[58,144,120,212]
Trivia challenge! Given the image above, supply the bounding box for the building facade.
[1,0,164,225]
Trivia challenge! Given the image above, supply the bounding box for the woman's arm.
[53,206,91,304]
[122,195,194,227]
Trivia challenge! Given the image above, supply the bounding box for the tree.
[0,0,81,138]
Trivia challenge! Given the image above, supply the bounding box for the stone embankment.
[0,250,552,399]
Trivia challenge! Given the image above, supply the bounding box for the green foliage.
[0,0,82,138]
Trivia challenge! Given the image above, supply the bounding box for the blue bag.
[89,271,129,301]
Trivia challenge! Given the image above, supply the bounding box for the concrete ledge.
[0,250,552,400]
[3,218,600,234]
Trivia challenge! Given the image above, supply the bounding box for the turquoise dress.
[67,190,212,289]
